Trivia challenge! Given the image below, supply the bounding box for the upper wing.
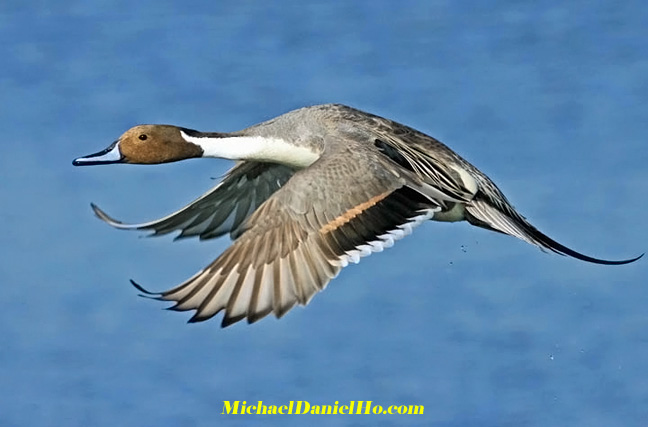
[133,152,440,327]
[92,161,296,240]
[331,104,478,203]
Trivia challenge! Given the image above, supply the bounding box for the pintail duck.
[73,104,642,327]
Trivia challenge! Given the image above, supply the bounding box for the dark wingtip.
[221,314,245,328]
[91,203,120,224]
[247,307,273,325]
[129,279,163,299]
[187,314,206,324]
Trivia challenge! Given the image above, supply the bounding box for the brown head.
[73,125,204,166]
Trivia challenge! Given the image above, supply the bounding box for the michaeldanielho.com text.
[222,401,423,415]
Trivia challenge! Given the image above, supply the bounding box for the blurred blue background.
[1,1,646,426]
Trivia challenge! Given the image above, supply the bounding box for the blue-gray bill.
[72,140,123,166]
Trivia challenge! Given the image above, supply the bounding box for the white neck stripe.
[180,131,319,168]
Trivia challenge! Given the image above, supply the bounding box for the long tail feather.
[465,196,643,265]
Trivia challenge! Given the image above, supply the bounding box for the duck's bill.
[73,141,123,166]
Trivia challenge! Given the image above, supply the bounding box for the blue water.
[1,1,647,426]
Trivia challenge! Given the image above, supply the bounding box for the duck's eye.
[138,134,148,141]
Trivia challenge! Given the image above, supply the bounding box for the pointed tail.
[464,195,642,265]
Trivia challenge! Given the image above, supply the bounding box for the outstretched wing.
[92,161,296,240]
[133,153,440,327]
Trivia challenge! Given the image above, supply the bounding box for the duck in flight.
[73,104,642,327]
